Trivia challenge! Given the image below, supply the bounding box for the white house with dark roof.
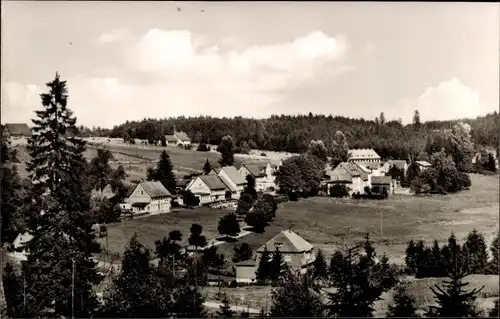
[121,181,172,214]
[348,149,381,170]
[3,123,32,145]
[235,229,315,283]
[8,232,34,261]
[164,131,191,147]
[185,175,228,205]
[324,162,371,195]
[416,160,432,172]
[380,160,408,176]
[238,160,279,192]
[208,166,247,199]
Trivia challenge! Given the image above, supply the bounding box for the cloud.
[399,78,486,123]
[2,29,351,128]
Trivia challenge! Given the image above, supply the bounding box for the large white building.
[348,149,381,170]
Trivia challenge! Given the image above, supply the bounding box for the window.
[284,255,291,263]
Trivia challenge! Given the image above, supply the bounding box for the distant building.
[238,160,280,192]
[323,162,370,196]
[9,232,34,261]
[185,175,228,205]
[164,131,191,147]
[235,229,315,283]
[348,149,381,170]
[370,176,393,195]
[208,166,247,199]
[3,123,32,145]
[416,160,432,172]
[120,181,172,215]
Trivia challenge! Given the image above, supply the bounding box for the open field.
[203,274,499,316]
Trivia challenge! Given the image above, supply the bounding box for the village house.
[348,149,381,170]
[120,181,172,215]
[323,162,370,196]
[185,175,228,205]
[370,176,393,195]
[238,160,280,192]
[208,166,247,199]
[3,123,32,145]
[416,160,432,172]
[164,131,191,147]
[235,229,315,283]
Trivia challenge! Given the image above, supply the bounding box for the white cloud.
[2,29,351,128]
[399,78,486,123]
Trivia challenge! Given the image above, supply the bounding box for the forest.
[80,111,500,160]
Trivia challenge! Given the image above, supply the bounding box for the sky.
[1,1,499,128]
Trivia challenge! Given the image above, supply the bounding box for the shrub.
[260,152,267,157]
[197,143,210,152]
[329,184,349,198]
[288,192,299,202]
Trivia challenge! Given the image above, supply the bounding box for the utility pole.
[72,258,75,319]
[380,210,383,238]
[23,272,26,313]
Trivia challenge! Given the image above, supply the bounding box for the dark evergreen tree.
[386,282,419,317]
[23,73,101,317]
[203,159,212,174]
[99,234,174,317]
[312,249,328,281]
[413,110,421,127]
[269,271,325,317]
[233,243,253,263]
[430,239,445,277]
[441,232,464,274]
[218,135,235,167]
[202,246,226,271]
[374,253,400,292]
[255,247,272,282]
[217,212,241,239]
[426,265,483,317]
[243,175,258,201]
[462,228,488,274]
[269,248,288,282]
[488,233,499,275]
[2,262,31,318]
[147,150,177,194]
[173,284,207,318]
[217,294,234,318]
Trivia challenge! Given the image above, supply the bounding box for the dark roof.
[341,162,369,181]
[165,135,178,142]
[5,123,32,136]
[140,181,172,198]
[371,176,392,185]
[199,175,227,191]
[220,166,247,185]
[242,164,266,178]
[174,132,191,142]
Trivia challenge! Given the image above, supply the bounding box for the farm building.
[208,166,247,199]
[185,175,228,205]
[371,176,393,195]
[238,161,278,192]
[120,181,172,215]
[164,131,192,147]
[235,229,315,283]
[323,162,370,196]
[348,149,381,170]
[3,123,32,145]
[416,160,432,172]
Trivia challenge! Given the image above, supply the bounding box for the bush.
[197,143,210,152]
[329,184,349,198]
[288,192,299,201]
[260,152,267,157]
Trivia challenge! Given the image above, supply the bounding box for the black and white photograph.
[1,1,499,318]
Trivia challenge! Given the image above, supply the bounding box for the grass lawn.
[98,207,232,256]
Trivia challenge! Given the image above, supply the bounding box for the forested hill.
[89,111,499,159]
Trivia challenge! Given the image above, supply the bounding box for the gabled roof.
[220,166,247,185]
[371,176,392,185]
[241,164,266,178]
[165,135,178,142]
[341,162,369,181]
[139,181,172,198]
[4,123,32,136]
[208,168,221,175]
[348,149,381,160]
[218,175,238,192]
[174,131,191,142]
[257,230,314,253]
[416,160,432,167]
[199,175,228,191]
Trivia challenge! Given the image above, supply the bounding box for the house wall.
[218,170,242,198]
[352,176,363,194]
[9,136,29,146]
[235,265,256,283]
[145,197,171,213]
[186,177,212,205]
[350,158,381,170]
